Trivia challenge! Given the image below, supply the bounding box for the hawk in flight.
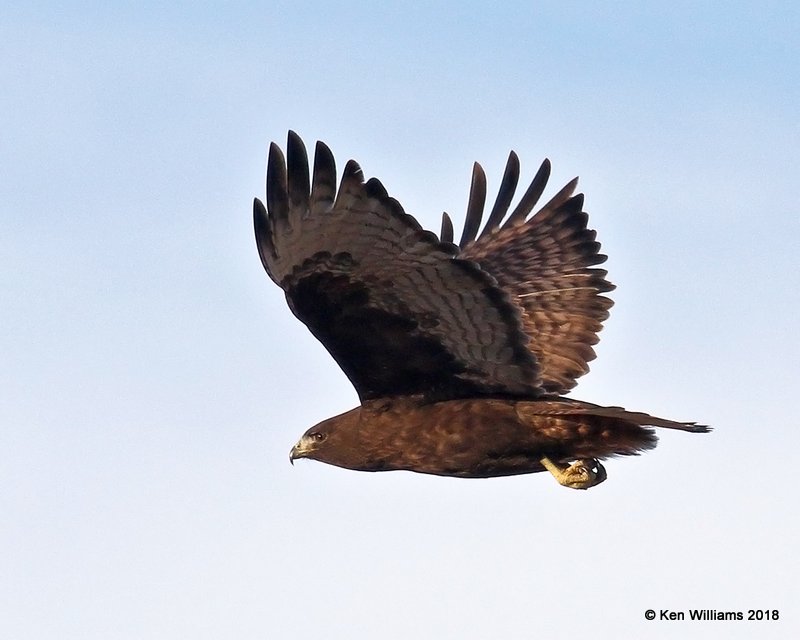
[254,132,707,490]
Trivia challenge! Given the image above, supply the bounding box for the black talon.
[593,460,608,485]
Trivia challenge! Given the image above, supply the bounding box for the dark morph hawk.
[254,131,707,490]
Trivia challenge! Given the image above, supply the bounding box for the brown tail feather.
[514,398,708,461]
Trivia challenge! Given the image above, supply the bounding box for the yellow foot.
[540,456,607,490]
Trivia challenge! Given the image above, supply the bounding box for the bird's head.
[289,407,363,468]
[289,424,332,464]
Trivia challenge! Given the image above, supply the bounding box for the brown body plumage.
[254,132,707,489]
[295,397,664,478]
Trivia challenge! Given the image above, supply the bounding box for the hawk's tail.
[516,399,709,461]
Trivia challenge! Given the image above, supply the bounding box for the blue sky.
[2,2,799,638]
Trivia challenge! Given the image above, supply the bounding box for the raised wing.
[442,152,615,394]
[254,132,543,402]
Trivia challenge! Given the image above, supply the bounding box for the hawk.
[253,131,707,490]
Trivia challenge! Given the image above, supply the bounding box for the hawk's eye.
[312,432,326,442]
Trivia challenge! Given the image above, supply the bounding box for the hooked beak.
[289,438,308,466]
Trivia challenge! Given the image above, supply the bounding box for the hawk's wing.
[441,152,615,394]
[254,132,543,402]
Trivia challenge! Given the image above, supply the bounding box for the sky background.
[2,2,798,638]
